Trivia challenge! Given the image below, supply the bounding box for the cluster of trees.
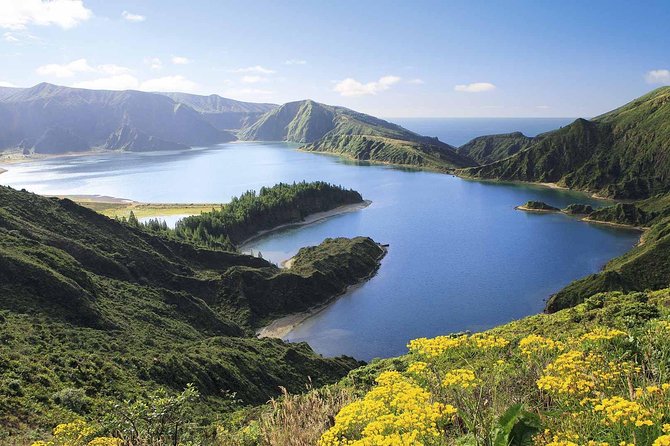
[172,181,362,248]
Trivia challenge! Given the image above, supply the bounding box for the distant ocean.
[389,118,576,147]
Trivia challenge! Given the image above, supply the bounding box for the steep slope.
[0,186,388,433]
[0,83,235,154]
[240,100,476,170]
[161,92,276,130]
[457,131,536,164]
[461,87,670,198]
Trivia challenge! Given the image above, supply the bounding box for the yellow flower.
[442,368,480,389]
[580,327,627,342]
[519,334,564,357]
[537,350,634,397]
[654,435,670,446]
[593,396,653,427]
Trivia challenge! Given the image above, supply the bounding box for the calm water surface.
[0,119,639,360]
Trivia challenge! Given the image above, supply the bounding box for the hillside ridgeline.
[460,87,670,199]
[239,99,476,170]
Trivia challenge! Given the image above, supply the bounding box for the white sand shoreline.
[256,246,386,339]
[238,200,372,249]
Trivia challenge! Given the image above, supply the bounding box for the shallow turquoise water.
[0,140,639,360]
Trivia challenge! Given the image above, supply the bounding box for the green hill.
[0,185,386,437]
[239,99,476,170]
[457,131,535,164]
[460,87,670,199]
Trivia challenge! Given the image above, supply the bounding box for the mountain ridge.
[460,87,670,199]
[240,99,477,169]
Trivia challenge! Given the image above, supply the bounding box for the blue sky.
[0,0,669,117]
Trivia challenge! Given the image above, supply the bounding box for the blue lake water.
[0,119,639,360]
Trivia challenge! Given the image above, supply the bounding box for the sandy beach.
[256,271,377,339]
[238,200,372,248]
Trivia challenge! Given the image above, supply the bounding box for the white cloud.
[408,78,425,85]
[231,65,275,74]
[0,0,92,30]
[145,57,163,70]
[0,80,17,87]
[3,31,18,42]
[454,82,496,93]
[121,11,145,22]
[171,56,191,65]
[645,69,670,85]
[72,74,139,90]
[241,75,266,84]
[284,59,306,65]
[333,75,401,96]
[97,64,131,75]
[139,75,197,92]
[36,58,94,77]
[536,105,551,110]
[36,59,131,78]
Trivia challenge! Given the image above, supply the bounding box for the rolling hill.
[240,99,477,170]
[0,84,273,155]
[461,87,670,199]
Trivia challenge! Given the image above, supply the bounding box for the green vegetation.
[303,134,475,171]
[562,203,594,215]
[172,181,363,247]
[0,185,388,442]
[240,99,476,170]
[457,131,535,164]
[517,201,560,212]
[461,87,670,199]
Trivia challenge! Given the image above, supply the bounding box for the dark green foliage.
[304,134,476,171]
[562,203,594,215]
[240,99,476,170]
[492,404,541,446]
[458,132,535,165]
[216,237,386,326]
[519,201,559,211]
[0,186,383,437]
[174,181,362,246]
[462,87,670,199]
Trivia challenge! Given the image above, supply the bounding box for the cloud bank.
[0,0,92,30]
[454,82,496,93]
[334,75,401,96]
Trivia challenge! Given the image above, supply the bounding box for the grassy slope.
[0,186,388,437]
[460,87,670,199]
[240,100,476,170]
[457,131,536,164]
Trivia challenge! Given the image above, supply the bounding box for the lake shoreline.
[238,200,372,248]
[256,244,388,339]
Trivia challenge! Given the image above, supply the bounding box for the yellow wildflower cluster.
[407,333,509,359]
[519,334,565,357]
[31,419,121,446]
[580,328,628,342]
[537,350,634,397]
[406,361,428,375]
[319,371,456,446]
[469,333,510,349]
[593,396,654,427]
[407,335,467,358]
[655,436,670,446]
[442,368,480,389]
